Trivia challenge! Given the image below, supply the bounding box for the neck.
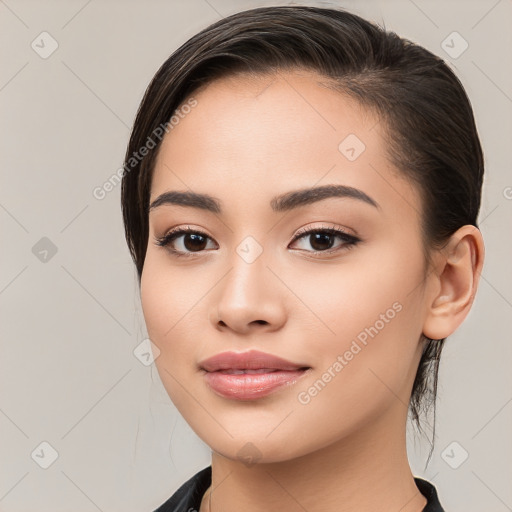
[200,402,427,512]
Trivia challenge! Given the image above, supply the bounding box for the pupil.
[185,234,207,251]
[311,233,333,251]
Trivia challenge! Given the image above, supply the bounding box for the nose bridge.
[222,238,270,306]
[212,235,284,331]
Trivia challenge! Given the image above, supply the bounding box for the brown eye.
[289,225,360,257]
[154,226,217,257]
[307,232,336,251]
[180,232,208,252]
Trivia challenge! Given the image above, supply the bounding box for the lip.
[199,349,308,372]
[199,350,311,401]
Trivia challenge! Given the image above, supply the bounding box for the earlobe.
[422,225,485,340]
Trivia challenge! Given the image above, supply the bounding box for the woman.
[121,5,485,511]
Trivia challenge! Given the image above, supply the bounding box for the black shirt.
[153,465,446,511]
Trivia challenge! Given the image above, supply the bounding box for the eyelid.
[158,222,355,241]
[291,223,356,240]
[154,225,215,248]
[162,224,211,239]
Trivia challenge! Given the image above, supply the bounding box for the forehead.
[157,69,377,160]
[150,69,420,223]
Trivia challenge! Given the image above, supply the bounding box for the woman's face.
[141,69,433,462]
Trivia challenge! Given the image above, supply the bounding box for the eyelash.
[154,224,360,259]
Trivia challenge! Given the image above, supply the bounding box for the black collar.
[154,466,446,511]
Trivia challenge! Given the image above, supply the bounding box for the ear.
[422,225,485,340]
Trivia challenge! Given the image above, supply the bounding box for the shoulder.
[414,477,446,512]
[153,466,212,512]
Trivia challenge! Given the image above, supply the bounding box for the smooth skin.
[141,69,484,512]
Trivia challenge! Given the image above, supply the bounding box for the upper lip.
[199,350,309,372]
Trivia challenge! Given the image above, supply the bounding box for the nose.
[210,247,287,335]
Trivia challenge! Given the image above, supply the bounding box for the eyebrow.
[149,184,380,214]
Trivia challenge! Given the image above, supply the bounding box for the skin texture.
[141,69,484,512]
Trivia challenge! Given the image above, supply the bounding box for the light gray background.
[1,0,511,511]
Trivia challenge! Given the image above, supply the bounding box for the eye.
[289,224,360,257]
[154,226,217,258]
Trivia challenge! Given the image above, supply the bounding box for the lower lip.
[203,369,309,400]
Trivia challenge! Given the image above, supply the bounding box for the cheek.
[140,252,216,380]
[297,238,425,344]
[140,254,189,356]
[140,266,168,345]
[140,260,201,414]
[140,246,198,331]
[301,243,426,407]
[292,302,424,450]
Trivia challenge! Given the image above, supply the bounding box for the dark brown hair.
[120,5,484,466]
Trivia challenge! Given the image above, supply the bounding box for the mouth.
[198,350,311,400]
